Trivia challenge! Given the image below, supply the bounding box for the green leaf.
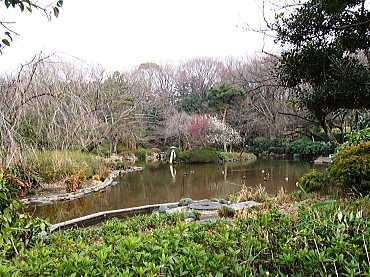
[53,7,59,17]
[2,39,10,47]
[4,32,12,41]
[312,199,336,207]
[19,2,24,12]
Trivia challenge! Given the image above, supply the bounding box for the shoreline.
[20,166,143,206]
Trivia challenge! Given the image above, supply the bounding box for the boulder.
[178,198,193,206]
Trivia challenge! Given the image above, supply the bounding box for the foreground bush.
[329,141,370,194]
[299,169,330,192]
[0,172,49,259]
[25,151,108,183]
[1,199,368,276]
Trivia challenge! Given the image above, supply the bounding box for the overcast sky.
[0,0,277,73]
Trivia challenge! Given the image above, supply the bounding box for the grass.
[24,150,108,183]
[0,199,368,276]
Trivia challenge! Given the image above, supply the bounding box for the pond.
[28,160,323,223]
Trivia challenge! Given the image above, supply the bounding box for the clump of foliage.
[1,199,368,276]
[248,137,334,157]
[329,141,370,194]
[237,184,269,203]
[175,149,191,162]
[299,169,330,193]
[336,127,370,152]
[134,149,157,161]
[25,151,108,183]
[177,148,220,163]
[219,152,256,161]
[0,171,49,259]
[286,138,334,156]
[6,164,42,191]
[218,205,235,218]
[0,168,30,197]
[65,171,86,192]
[248,137,288,155]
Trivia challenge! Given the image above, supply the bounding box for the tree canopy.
[274,0,370,141]
[207,83,244,123]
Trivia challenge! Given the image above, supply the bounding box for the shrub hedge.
[176,148,220,163]
[248,137,334,157]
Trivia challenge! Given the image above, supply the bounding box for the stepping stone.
[228,201,261,211]
[189,201,221,210]
[165,206,187,214]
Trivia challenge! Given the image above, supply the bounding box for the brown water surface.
[28,160,322,223]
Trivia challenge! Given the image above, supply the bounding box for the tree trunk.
[222,107,228,124]
[317,114,338,145]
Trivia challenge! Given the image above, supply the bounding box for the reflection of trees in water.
[31,160,320,223]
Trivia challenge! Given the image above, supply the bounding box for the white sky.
[0,0,277,73]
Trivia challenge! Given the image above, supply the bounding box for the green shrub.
[134,149,147,161]
[134,149,155,161]
[187,148,220,163]
[175,148,220,163]
[0,171,17,211]
[175,149,191,162]
[0,172,49,258]
[299,170,330,192]
[247,137,271,154]
[336,127,370,152]
[268,146,286,154]
[25,151,107,183]
[329,141,370,194]
[287,138,334,156]
[248,137,333,156]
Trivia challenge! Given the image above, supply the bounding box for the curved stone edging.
[50,202,179,232]
[48,199,261,233]
[21,167,143,206]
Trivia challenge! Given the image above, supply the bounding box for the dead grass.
[236,186,304,219]
[237,184,269,203]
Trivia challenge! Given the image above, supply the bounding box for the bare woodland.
[0,53,356,166]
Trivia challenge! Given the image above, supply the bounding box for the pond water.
[28,160,323,223]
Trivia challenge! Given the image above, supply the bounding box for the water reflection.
[28,160,323,223]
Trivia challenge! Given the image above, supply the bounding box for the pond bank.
[21,166,143,206]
